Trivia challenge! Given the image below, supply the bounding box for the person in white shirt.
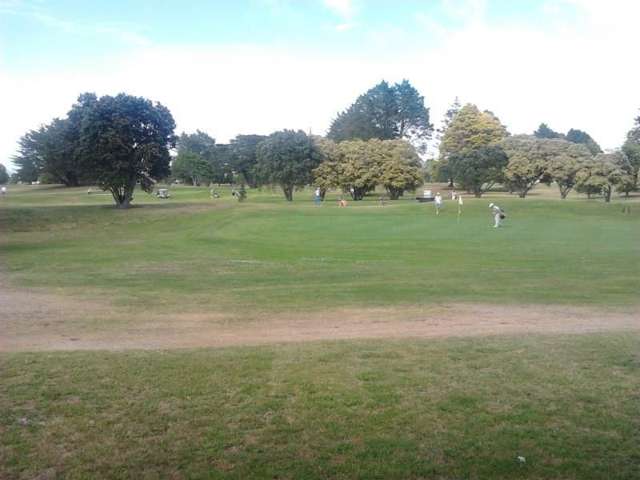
[489,203,505,228]
[434,192,443,215]
[0,186,6,195]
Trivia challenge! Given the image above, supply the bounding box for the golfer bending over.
[489,203,505,228]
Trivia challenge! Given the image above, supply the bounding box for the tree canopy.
[534,123,563,139]
[229,134,267,188]
[576,153,628,202]
[545,141,593,198]
[327,80,432,152]
[621,114,640,192]
[0,163,8,184]
[80,93,176,208]
[438,104,508,191]
[13,130,43,183]
[375,139,422,199]
[503,135,558,198]
[334,140,380,200]
[448,145,508,197]
[312,138,422,200]
[440,104,508,159]
[173,131,217,185]
[256,130,322,201]
[565,129,602,155]
[12,93,97,185]
[172,152,212,186]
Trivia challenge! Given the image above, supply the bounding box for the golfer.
[489,203,505,228]
[434,192,443,216]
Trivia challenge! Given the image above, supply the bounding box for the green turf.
[1,185,639,478]
[2,333,639,479]
[1,184,639,311]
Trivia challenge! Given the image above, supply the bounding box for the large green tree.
[12,93,97,186]
[172,152,212,186]
[621,113,640,191]
[440,104,508,159]
[565,129,602,155]
[177,130,215,158]
[439,104,508,189]
[432,97,462,185]
[312,136,341,200]
[576,154,628,202]
[533,123,563,139]
[13,130,43,183]
[256,130,322,201]
[376,139,422,200]
[545,141,593,199]
[328,80,432,151]
[334,140,379,200]
[80,93,176,208]
[0,163,8,184]
[448,145,508,197]
[212,144,235,184]
[229,134,267,188]
[503,135,558,198]
[32,118,83,186]
[174,130,218,184]
[313,138,422,200]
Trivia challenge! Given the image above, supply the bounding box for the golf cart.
[156,188,170,199]
[416,189,435,203]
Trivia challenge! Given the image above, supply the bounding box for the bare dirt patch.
[1,280,638,352]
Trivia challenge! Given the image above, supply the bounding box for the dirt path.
[1,280,638,352]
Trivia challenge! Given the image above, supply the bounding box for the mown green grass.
[1,184,639,312]
[1,185,640,478]
[2,333,639,479]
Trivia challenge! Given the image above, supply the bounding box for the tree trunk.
[62,172,80,187]
[560,187,570,199]
[604,186,612,203]
[282,185,293,201]
[116,197,132,209]
[474,191,482,198]
[111,181,135,208]
[518,191,527,198]
[387,187,402,200]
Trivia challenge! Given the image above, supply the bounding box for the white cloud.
[323,0,354,19]
[2,0,640,168]
[334,22,355,32]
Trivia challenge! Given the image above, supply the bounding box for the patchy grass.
[1,184,639,478]
[1,184,639,314]
[1,333,639,479]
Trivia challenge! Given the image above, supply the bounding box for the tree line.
[7,81,640,206]
[9,80,431,206]
[433,103,640,202]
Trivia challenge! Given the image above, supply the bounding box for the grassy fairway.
[2,334,639,479]
[1,184,639,313]
[1,185,639,479]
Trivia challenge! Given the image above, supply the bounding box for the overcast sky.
[1,0,639,167]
